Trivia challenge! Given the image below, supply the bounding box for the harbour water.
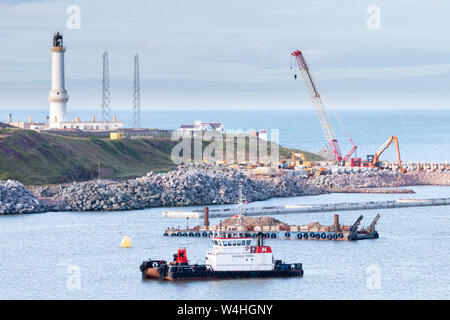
[0,185,449,299]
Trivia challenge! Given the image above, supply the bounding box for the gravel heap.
[33,163,321,212]
[0,180,47,214]
[218,216,289,229]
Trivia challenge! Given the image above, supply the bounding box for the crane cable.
[319,85,357,157]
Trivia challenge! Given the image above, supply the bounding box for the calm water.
[2,109,450,162]
[0,186,449,300]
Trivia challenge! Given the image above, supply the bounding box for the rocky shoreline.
[27,163,322,213]
[1,163,449,215]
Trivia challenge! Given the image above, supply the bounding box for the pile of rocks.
[0,180,48,214]
[32,163,321,212]
[310,170,408,189]
[309,169,450,189]
[219,216,289,229]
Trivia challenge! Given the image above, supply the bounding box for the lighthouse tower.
[48,32,69,128]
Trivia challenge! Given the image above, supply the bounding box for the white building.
[178,121,224,133]
[55,115,123,131]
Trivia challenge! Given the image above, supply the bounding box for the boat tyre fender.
[332,234,338,240]
[195,232,200,237]
[177,232,182,236]
[309,232,315,238]
[297,233,302,239]
[271,233,276,239]
[316,232,321,239]
[285,232,290,238]
[303,233,308,239]
[182,232,187,237]
[188,232,194,237]
[163,233,168,236]
[202,232,207,237]
[321,232,327,239]
[327,234,332,240]
[338,233,343,239]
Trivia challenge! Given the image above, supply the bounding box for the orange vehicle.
[369,136,406,173]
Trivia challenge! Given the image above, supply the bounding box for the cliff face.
[0,129,175,185]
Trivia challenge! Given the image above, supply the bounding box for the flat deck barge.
[164,211,380,241]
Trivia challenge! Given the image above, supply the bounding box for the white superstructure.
[205,237,273,272]
[48,32,69,128]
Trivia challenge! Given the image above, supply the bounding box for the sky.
[0,0,449,113]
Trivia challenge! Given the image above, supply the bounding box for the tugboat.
[140,232,303,281]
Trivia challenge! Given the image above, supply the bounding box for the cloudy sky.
[0,0,449,111]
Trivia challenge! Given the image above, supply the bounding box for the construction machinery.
[291,50,357,162]
[367,214,380,232]
[288,152,327,176]
[368,136,406,173]
[291,152,310,167]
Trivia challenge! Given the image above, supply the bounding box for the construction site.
[189,50,449,186]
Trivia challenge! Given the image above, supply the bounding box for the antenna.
[238,185,243,231]
[132,54,141,128]
[101,51,111,125]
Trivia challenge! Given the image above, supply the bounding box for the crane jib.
[304,66,319,97]
[292,49,357,162]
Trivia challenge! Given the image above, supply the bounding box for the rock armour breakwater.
[310,170,450,189]
[2,163,449,215]
[32,163,322,212]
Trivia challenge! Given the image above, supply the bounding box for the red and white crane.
[291,50,357,161]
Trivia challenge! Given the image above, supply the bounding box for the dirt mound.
[219,216,288,228]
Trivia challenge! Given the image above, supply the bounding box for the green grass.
[0,129,322,185]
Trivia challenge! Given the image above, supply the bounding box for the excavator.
[290,152,310,167]
[366,136,406,173]
[289,152,327,176]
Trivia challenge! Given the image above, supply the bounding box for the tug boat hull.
[140,260,303,281]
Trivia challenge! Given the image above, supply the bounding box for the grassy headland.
[0,128,322,185]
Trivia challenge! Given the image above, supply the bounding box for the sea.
[0,109,449,299]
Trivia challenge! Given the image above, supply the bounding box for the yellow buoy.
[120,236,132,248]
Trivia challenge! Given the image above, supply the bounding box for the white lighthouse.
[48,32,69,128]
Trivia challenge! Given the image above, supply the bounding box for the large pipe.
[334,214,340,232]
[203,207,210,230]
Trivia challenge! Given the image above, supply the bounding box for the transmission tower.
[132,54,141,128]
[101,51,111,123]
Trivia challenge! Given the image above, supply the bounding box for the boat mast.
[238,185,243,231]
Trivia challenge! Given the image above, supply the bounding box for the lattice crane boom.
[291,50,357,161]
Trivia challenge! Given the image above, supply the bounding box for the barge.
[164,208,380,241]
[140,233,303,281]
